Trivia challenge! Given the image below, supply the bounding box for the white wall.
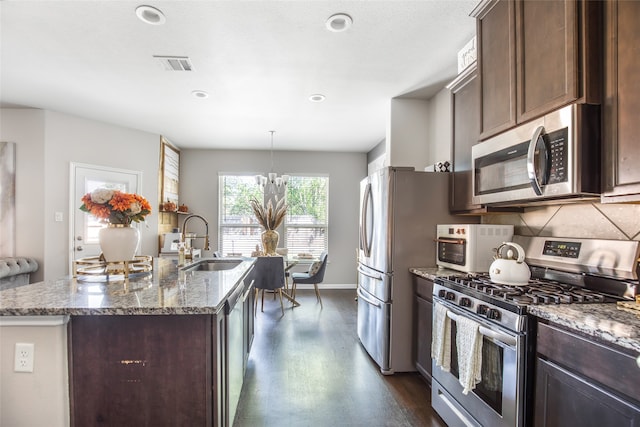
[426,87,453,166]
[0,319,69,427]
[180,149,367,286]
[0,108,160,281]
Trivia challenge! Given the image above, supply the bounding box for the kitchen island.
[0,257,256,427]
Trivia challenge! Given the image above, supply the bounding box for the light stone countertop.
[528,303,640,354]
[409,266,462,281]
[410,266,640,354]
[0,257,255,316]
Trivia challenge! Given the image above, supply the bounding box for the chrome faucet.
[181,214,210,252]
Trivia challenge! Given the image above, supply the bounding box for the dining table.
[248,255,316,308]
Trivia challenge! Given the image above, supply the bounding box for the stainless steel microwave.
[472,104,600,205]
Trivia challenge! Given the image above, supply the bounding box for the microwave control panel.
[546,127,569,185]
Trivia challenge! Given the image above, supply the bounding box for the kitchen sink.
[182,259,243,272]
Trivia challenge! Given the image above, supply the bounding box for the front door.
[70,163,142,265]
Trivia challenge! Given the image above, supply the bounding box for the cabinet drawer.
[537,322,640,402]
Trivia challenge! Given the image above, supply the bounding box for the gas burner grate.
[442,273,612,306]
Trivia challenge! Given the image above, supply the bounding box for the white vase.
[99,224,140,262]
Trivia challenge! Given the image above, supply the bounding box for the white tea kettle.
[489,242,531,286]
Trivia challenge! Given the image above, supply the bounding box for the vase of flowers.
[80,188,152,262]
[249,197,287,256]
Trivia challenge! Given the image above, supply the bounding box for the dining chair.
[247,256,286,315]
[291,252,328,308]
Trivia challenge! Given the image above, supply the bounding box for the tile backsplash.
[484,202,640,241]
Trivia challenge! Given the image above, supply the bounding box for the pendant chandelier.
[256,130,289,193]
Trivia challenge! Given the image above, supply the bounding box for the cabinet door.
[535,358,640,427]
[516,0,578,123]
[70,315,212,427]
[449,65,481,213]
[415,295,433,382]
[477,0,517,139]
[414,276,434,382]
[602,0,640,202]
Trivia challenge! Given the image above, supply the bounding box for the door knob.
[76,246,83,251]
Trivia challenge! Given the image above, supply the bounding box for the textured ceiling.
[0,1,477,152]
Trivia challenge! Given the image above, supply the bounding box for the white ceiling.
[0,1,477,153]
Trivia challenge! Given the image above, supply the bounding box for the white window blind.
[218,174,263,256]
[284,175,328,257]
[218,174,329,257]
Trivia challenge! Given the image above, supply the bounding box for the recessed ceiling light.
[135,5,166,25]
[192,90,209,99]
[309,94,326,103]
[326,13,352,32]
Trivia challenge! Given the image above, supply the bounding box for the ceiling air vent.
[153,56,194,71]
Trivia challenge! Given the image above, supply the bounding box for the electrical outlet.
[14,343,34,373]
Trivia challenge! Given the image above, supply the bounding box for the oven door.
[431,300,527,427]
[436,237,468,271]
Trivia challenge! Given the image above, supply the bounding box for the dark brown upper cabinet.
[473,0,602,141]
[602,0,640,203]
[448,64,482,213]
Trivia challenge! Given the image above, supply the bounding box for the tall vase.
[99,224,140,262]
[261,229,279,256]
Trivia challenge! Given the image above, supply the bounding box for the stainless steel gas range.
[431,235,640,427]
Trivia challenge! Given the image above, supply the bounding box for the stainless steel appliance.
[436,224,514,273]
[472,104,600,206]
[431,235,639,427]
[357,166,474,374]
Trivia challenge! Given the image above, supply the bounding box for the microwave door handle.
[527,125,545,196]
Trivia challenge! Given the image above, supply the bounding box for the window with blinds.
[284,175,328,257]
[218,174,328,257]
[218,174,263,256]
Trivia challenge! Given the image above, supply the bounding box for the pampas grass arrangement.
[249,197,288,230]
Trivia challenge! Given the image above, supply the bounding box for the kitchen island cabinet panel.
[534,321,640,427]
[69,315,214,427]
[602,0,640,202]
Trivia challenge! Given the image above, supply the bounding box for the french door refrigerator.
[357,166,470,374]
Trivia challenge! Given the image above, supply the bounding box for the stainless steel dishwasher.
[225,277,252,426]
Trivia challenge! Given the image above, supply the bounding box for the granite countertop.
[410,266,461,281]
[529,303,640,354]
[0,257,255,316]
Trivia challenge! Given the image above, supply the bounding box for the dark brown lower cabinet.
[69,315,222,427]
[414,275,434,383]
[534,322,640,427]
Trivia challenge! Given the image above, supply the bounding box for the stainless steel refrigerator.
[357,166,471,374]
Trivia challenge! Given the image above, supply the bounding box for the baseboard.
[292,283,356,290]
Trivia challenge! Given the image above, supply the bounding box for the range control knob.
[459,297,472,307]
[486,308,501,321]
[477,304,488,316]
[445,291,456,301]
[438,290,447,298]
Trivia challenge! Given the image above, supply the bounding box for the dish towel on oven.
[455,315,483,395]
[431,303,451,371]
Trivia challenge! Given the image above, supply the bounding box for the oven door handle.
[436,238,466,245]
[446,310,517,347]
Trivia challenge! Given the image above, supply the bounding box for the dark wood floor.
[234,289,447,427]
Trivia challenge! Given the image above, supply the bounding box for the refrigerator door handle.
[357,265,383,281]
[357,287,382,308]
[360,182,372,258]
